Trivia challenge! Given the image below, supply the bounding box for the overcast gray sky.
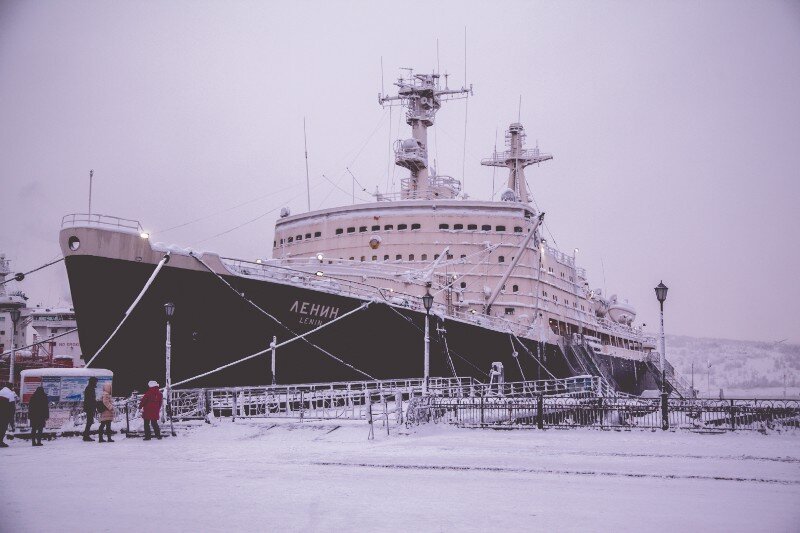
[1,0,799,343]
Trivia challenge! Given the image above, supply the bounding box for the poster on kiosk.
[20,368,113,403]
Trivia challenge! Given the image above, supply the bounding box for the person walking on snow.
[0,384,17,448]
[28,386,49,446]
[139,381,163,441]
[97,382,115,443]
[83,377,98,441]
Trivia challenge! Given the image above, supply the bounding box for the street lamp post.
[422,283,434,394]
[654,281,668,393]
[9,308,20,386]
[164,302,176,437]
[654,281,669,430]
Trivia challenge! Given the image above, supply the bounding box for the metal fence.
[409,396,800,432]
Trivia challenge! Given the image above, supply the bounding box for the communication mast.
[481,123,552,203]
[379,70,471,199]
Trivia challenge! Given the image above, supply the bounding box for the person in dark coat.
[28,386,49,446]
[0,383,17,448]
[139,380,163,440]
[83,377,98,441]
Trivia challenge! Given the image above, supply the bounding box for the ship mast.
[379,70,471,200]
[481,123,552,203]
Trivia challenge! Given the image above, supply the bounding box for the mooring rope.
[508,334,527,382]
[383,303,488,378]
[0,327,78,357]
[171,302,373,387]
[189,252,376,381]
[0,257,64,286]
[508,331,558,381]
[85,253,171,367]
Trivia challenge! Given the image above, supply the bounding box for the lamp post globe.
[164,301,175,319]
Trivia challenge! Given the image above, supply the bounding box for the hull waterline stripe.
[85,253,170,368]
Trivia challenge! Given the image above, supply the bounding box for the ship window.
[548,267,553,273]
[439,223,449,230]
[434,254,440,260]
[68,236,80,251]
[372,255,377,261]
[296,235,302,241]
[305,233,311,239]
[552,295,557,301]
[543,291,548,297]
[398,224,408,230]
[409,254,415,261]
[496,225,506,232]
[581,305,585,311]
[396,254,402,260]
[273,241,276,247]
[280,239,284,244]
[288,237,294,243]
[314,231,321,238]
[573,302,578,308]
[349,257,354,260]
[460,282,466,289]
[447,253,453,259]
[504,308,515,316]
[468,224,477,230]
[569,276,573,282]
[512,285,519,292]
[360,256,365,261]
[336,228,343,235]
[347,227,355,233]
[372,225,380,231]
[454,223,463,230]
[481,224,491,231]
[383,254,389,260]
[359,226,367,232]
[460,254,466,259]
[514,226,523,233]
[384,224,394,230]
[421,254,428,261]
[498,256,505,263]
[411,223,421,230]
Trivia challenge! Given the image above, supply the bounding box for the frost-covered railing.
[61,213,143,232]
[222,257,538,337]
[411,396,800,431]
[428,375,615,399]
[160,377,474,422]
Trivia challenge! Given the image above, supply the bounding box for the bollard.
[730,399,736,430]
[480,395,485,427]
[536,394,544,429]
[661,392,669,431]
[125,403,130,435]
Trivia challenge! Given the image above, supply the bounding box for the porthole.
[68,236,80,251]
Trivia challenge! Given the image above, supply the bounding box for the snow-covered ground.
[2,420,799,532]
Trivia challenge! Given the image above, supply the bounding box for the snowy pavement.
[2,420,799,532]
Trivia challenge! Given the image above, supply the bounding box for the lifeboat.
[608,294,636,325]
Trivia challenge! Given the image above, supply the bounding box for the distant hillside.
[665,334,799,396]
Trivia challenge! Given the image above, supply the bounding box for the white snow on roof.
[20,367,113,377]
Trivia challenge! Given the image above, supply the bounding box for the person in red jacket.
[139,381,163,441]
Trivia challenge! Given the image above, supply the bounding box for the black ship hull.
[65,255,660,396]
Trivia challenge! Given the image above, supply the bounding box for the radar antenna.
[481,123,552,203]
[379,69,472,200]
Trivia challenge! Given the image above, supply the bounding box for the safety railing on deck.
[61,213,143,231]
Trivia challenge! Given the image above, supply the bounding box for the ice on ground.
[1,421,799,532]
